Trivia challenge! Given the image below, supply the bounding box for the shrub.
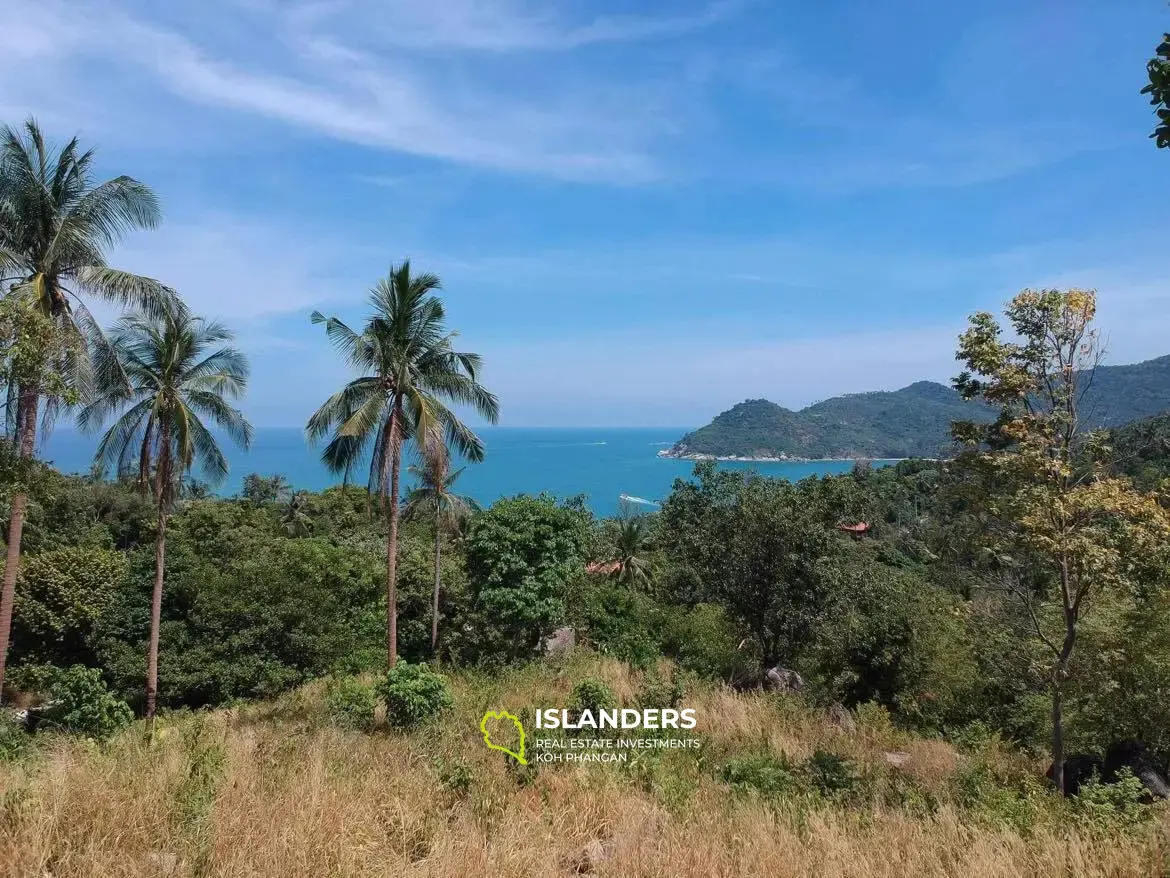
[660,603,749,681]
[43,665,133,740]
[720,753,801,799]
[569,678,616,716]
[583,582,661,669]
[1073,770,1157,833]
[325,678,377,731]
[806,750,859,797]
[377,663,453,729]
[0,715,30,761]
[637,667,685,710]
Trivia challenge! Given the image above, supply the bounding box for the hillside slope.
[668,355,1170,460]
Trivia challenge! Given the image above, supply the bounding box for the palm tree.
[80,305,251,733]
[0,118,174,700]
[612,511,654,586]
[306,261,498,668]
[281,489,314,536]
[404,458,479,653]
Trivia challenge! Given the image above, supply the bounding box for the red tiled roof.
[585,560,621,575]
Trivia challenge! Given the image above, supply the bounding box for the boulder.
[1046,753,1104,796]
[826,703,856,734]
[541,626,576,655]
[1104,739,1170,800]
[763,666,805,694]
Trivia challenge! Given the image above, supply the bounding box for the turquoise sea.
[40,427,884,516]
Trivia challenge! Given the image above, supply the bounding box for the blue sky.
[4,0,1170,426]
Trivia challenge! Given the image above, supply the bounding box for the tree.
[281,489,314,536]
[608,506,654,587]
[1142,31,1170,148]
[306,261,498,668]
[0,118,174,700]
[80,305,251,733]
[465,494,591,662]
[403,459,478,653]
[952,288,1170,794]
[241,473,291,505]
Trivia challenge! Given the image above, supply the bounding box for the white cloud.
[0,0,699,181]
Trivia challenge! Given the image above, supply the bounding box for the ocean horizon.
[40,427,882,516]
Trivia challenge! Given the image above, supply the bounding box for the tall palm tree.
[611,511,654,587]
[281,489,314,536]
[0,118,174,700]
[80,306,251,733]
[404,458,479,653]
[306,261,498,668]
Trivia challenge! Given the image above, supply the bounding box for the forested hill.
[667,354,1170,460]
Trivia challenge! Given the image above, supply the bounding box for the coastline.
[657,449,909,463]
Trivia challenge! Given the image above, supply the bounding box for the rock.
[883,750,911,768]
[1104,739,1170,800]
[826,703,856,734]
[763,666,805,694]
[569,838,611,874]
[1047,753,1104,796]
[541,626,576,655]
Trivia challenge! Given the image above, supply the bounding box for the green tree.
[607,508,654,587]
[403,459,478,654]
[1142,31,1170,148]
[952,288,1170,793]
[80,306,252,732]
[241,473,291,505]
[0,118,173,700]
[280,489,314,536]
[11,546,127,667]
[306,261,498,668]
[465,495,591,662]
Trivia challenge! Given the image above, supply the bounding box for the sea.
[39,427,883,517]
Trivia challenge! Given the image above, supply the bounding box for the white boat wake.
[620,493,661,507]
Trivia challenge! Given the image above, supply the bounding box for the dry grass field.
[2,654,1167,877]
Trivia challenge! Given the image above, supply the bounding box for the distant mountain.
[665,355,1170,461]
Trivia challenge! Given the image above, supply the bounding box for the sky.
[3,0,1170,427]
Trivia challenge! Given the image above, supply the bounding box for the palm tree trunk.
[0,384,40,703]
[431,509,442,655]
[145,424,171,738]
[385,401,402,669]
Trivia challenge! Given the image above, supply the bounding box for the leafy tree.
[241,473,291,506]
[952,288,1170,793]
[0,118,173,700]
[464,494,591,662]
[80,306,251,732]
[11,546,126,667]
[660,464,843,668]
[1143,31,1170,148]
[403,459,478,653]
[306,261,498,668]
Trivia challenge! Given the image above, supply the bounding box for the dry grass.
[1,654,1167,877]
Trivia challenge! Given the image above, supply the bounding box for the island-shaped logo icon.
[480,710,527,764]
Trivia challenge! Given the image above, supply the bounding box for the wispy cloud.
[1,0,707,181]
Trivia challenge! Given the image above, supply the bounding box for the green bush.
[806,750,859,797]
[569,678,616,715]
[1073,770,1158,833]
[583,581,661,669]
[377,663,453,729]
[325,678,377,731]
[637,667,685,710]
[720,753,801,799]
[660,603,749,681]
[43,665,133,740]
[0,715,31,761]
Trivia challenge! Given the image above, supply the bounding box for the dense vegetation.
[668,356,1170,460]
[3,120,1170,875]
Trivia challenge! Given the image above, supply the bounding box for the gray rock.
[763,666,805,694]
[827,702,857,734]
[541,626,576,655]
